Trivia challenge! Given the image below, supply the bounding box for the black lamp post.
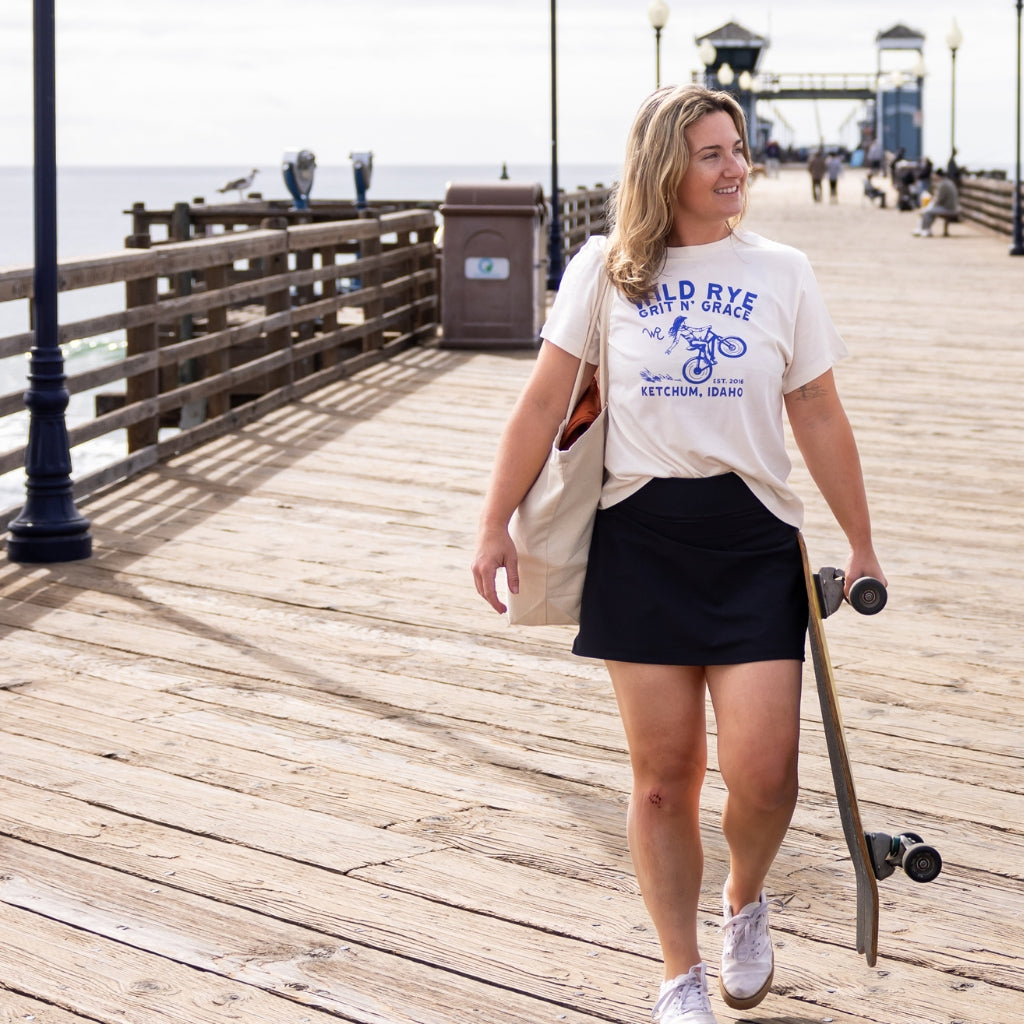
[7,0,91,563]
[648,1,670,89]
[946,19,963,165]
[547,0,563,290]
[1012,0,1024,256]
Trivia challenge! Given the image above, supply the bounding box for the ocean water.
[0,162,620,508]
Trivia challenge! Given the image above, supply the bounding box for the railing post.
[202,262,230,418]
[124,233,160,452]
[319,243,339,368]
[261,218,292,390]
[360,220,383,351]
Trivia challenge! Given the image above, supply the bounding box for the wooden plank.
[0,790,915,1024]
[0,731,439,870]
[0,901,362,1024]
[0,841,615,1024]
[0,989,115,1023]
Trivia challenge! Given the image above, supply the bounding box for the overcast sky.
[0,2,1017,172]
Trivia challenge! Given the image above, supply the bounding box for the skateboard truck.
[866,831,943,883]
[814,567,888,620]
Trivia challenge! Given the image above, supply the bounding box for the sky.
[0,1,1018,173]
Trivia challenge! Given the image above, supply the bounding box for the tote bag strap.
[564,268,613,418]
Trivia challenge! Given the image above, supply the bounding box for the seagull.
[217,168,259,200]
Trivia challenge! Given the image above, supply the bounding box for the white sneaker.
[720,889,774,1009]
[652,963,718,1023]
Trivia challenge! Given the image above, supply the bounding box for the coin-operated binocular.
[350,150,373,210]
[282,149,316,210]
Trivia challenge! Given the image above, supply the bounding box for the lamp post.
[7,0,92,563]
[946,19,963,165]
[547,0,563,289]
[1012,0,1024,256]
[912,55,926,161]
[648,1,669,89]
[697,38,716,88]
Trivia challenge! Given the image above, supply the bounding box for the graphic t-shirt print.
[635,277,758,398]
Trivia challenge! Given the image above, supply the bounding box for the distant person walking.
[765,140,781,178]
[808,149,826,202]
[913,168,959,237]
[946,148,962,187]
[915,157,933,205]
[826,152,842,203]
[866,138,883,174]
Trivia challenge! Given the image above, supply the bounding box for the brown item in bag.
[559,377,601,450]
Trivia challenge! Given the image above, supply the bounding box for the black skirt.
[572,474,807,665]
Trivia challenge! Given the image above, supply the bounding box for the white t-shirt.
[541,232,847,526]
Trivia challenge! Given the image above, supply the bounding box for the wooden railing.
[0,209,437,523]
[126,197,440,243]
[558,186,611,265]
[957,176,1020,237]
[0,183,611,528]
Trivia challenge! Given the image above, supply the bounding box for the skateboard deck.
[798,534,941,966]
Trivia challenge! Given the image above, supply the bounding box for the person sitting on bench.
[914,169,960,237]
[863,174,887,207]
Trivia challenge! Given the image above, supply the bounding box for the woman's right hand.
[471,525,519,615]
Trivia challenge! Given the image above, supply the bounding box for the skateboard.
[798,534,942,966]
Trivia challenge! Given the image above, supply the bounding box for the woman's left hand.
[844,548,887,598]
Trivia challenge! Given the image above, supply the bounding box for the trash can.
[440,181,547,348]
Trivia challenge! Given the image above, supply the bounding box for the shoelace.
[722,897,784,962]
[652,965,711,1020]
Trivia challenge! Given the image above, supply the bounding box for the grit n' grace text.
[636,279,759,320]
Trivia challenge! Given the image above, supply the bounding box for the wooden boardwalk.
[1,168,1022,1023]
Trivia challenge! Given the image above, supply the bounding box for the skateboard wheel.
[849,576,887,615]
[901,842,942,883]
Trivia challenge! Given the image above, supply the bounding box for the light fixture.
[648,1,670,88]
[946,19,963,165]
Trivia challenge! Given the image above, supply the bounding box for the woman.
[472,85,885,1024]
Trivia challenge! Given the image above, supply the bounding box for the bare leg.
[706,660,802,913]
[606,661,710,978]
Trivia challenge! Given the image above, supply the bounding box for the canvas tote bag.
[506,270,613,625]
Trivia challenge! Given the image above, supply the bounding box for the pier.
[0,168,1022,1022]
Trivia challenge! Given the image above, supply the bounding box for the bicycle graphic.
[664,316,747,384]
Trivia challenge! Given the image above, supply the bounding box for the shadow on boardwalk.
[0,169,1021,1022]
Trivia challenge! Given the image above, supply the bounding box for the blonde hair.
[605,85,751,302]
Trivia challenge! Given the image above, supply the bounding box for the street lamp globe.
[697,38,716,67]
[946,18,963,54]
[648,0,669,30]
[738,70,753,91]
[718,62,735,86]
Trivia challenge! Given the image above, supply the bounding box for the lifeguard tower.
[875,24,926,160]
[695,22,768,150]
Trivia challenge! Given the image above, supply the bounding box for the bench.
[934,210,960,236]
